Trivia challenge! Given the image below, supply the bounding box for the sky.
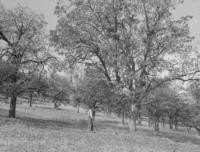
[1,0,200,47]
[0,0,58,31]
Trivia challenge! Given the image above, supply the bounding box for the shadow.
[140,128,200,146]
[1,107,199,146]
[17,116,89,130]
[0,108,89,130]
[100,120,119,124]
[97,120,129,132]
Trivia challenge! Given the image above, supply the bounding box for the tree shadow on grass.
[0,108,89,130]
[18,116,89,130]
[0,108,128,132]
[96,120,129,132]
[1,108,199,146]
[140,128,200,146]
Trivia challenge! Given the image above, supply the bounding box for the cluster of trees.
[0,4,51,117]
[50,0,200,133]
[0,4,71,117]
[0,0,199,135]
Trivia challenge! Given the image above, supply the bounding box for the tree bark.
[196,128,200,136]
[133,112,137,132]
[137,104,142,125]
[88,108,95,131]
[77,104,80,113]
[148,117,152,128]
[122,112,125,125]
[138,111,142,125]
[29,93,33,107]
[169,117,173,129]
[5,89,9,99]
[54,101,60,109]
[131,104,138,132]
[88,117,94,131]
[162,117,165,128]
[9,93,17,118]
[154,116,159,132]
[174,116,178,130]
[187,126,192,134]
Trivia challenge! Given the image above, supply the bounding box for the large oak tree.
[51,0,198,131]
[0,5,52,118]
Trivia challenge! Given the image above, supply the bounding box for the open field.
[0,102,200,152]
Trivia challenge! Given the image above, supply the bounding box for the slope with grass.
[0,103,199,152]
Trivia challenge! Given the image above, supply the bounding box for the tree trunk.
[5,90,9,99]
[133,112,137,132]
[117,110,121,117]
[154,116,159,132]
[88,108,95,131]
[77,104,80,113]
[196,128,200,136]
[29,93,33,107]
[174,116,178,130]
[162,117,165,128]
[131,104,138,132]
[148,117,152,128]
[137,105,142,125]
[122,112,125,125]
[92,110,96,121]
[9,93,17,118]
[43,96,46,102]
[169,117,173,129]
[54,101,60,109]
[187,126,192,134]
[88,117,94,131]
[138,112,142,125]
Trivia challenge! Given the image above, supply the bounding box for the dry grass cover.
[0,103,199,152]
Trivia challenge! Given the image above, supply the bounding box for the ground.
[0,101,200,152]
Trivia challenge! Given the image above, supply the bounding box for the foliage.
[190,81,200,103]
[0,4,53,117]
[77,77,113,110]
[51,0,197,112]
[49,73,71,107]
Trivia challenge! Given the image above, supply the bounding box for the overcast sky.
[1,0,200,46]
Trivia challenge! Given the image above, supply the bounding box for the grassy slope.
[0,102,200,152]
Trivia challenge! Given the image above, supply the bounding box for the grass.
[0,102,200,152]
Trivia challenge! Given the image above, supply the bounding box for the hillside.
[0,103,199,152]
